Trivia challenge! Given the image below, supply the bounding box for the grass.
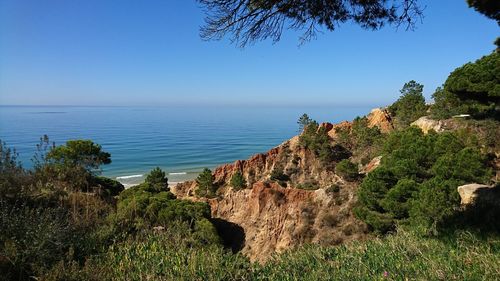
[50,229,499,281]
[256,230,500,280]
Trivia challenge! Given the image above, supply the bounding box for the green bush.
[299,122,351,164]
[335,159,359,181]
[91,176,124,197]
[355,127,492,233]
[431,52,499,119]
[230,171,247,190]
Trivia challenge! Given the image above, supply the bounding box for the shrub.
[355,127,492,234]
[299,121,351,164]
[296,181,319,190]
[270,167,289,182]
[91,176,124,197]
[335,159,359,181]
[230,171,246,190]
[326,184,340,194]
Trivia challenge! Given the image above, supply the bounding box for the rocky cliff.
[172,108,394,261]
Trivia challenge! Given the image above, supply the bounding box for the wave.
[169,172,187,175]
[116,174,143,179]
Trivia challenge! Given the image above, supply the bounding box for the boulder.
[411,116,443,134]
[457,183,492,205]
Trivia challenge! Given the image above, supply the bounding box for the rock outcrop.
[209,136,342,190]
[172,108,395,261]
[174,181,367,262]
[360,156,382,174]
[367,108,394,133]
[411,116,444,134]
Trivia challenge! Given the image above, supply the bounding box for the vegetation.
[297,113,313,133]
[335,116,384,163]
[2,48,500,278]
[195,168,217,197]
[355,127,492,234]
[199,0,423,46]
[230,171,247,190]
[388,80,427,128]
[299,121,351,165]
[144,166,169,192]
[0,139,221,280]
[467,0,500,22]
[335,159,359,181]
[270,167,289,187]
[431,52,499,119]
[257,230,500,280]
[37,229,500,280]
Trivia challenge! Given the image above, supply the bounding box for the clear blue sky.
[0,0,498,107]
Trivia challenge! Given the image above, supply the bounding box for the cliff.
[172,108,394,261]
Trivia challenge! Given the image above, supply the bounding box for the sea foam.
[116,174,143,179]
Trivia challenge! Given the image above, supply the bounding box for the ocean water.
[0,105,371,186]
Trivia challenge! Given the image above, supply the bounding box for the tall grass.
[256,230,500,280]
[52,229,499,281]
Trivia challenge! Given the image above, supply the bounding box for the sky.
[0,0,498,107]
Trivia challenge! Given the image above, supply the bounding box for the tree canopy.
[199,0,424,47]
[467,0,500,23]
[388,80,427,127]
[431,52,499,118]
[46,139,111,172]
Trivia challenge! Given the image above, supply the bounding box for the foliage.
[467,0,500,22]
[355,127,492,233]
[256,230,500,280]
[195,168,217,197]
[199,0,423,47]
[299,121,351,164]
[325,184,340,194]
[270,167,289,187]
[296,181,319,190]
[47,139,111,172]
[114,181,216,242]
[335,159,359,181]
[77,225,250,281]
[230,171,246,190]
[0,199,107,280]
[431,52,500,119]
[0,141,31,199]
[297,113,313,132]
[91,176,124,197]
[144,167,169,192]
[352,117,383,150]
[388,80,427,128]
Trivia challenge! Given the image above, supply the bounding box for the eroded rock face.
[210,136,343,190]
[367,108,394,133]
[360,156,382,174]
[175,181,367,262]
[172,108,396,261]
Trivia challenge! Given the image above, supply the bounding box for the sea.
[0,105,372,187]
